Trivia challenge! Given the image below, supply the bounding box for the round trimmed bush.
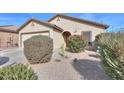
[68,35,87,53]
[24,35,53,64]
[0,64,37,80]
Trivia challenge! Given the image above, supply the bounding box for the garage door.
[21,32,49,48]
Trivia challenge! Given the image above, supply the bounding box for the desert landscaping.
[0,14,123,80]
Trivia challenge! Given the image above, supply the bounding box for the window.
[82,31,92,42]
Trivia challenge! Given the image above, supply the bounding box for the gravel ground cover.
[31,50,109,80]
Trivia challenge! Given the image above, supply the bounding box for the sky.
[0,13,124,32]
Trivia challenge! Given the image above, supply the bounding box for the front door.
[62,31,71,47]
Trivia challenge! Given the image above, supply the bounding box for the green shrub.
[68,35,87,53]
[59,43,68,58]
[95,32,124,79]
[24,35,53,64]
[0,64,37,80]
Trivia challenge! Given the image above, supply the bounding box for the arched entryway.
[62,31,71,46]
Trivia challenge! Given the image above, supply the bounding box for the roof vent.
[57,17,60,21]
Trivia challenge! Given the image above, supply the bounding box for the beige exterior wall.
[19,21,64,49]
[0,32,18,48]
[51,29,65,49]
[19,21,52,33]
[49,17,106,41]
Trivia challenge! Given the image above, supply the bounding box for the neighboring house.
[17,14,109,49]
[0,25,18,48]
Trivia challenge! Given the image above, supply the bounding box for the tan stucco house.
[16,14,109,49]
[0,14,109,49]
[0,25,18,48]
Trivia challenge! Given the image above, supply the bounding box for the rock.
[73,58,78,62]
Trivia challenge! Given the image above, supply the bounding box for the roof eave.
[17,18,63,32]
[48,14,109,29]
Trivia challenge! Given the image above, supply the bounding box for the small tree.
[59,43,68,58]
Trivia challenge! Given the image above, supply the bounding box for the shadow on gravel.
[0,57,10,65]
[72,59,110,80]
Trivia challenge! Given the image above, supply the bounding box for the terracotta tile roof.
[48,14,109,29]
[17,18,63,32]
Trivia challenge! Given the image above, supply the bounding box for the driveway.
[31,50,110,80]
[0,48,27,67]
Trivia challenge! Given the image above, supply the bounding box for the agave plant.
[0,64,37,80]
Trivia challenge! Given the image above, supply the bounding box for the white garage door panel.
[21,32,49,47]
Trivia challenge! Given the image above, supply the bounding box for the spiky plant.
[95,32,124,79]
[0,64,37,80]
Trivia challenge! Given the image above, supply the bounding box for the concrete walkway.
[31,50,109,80]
